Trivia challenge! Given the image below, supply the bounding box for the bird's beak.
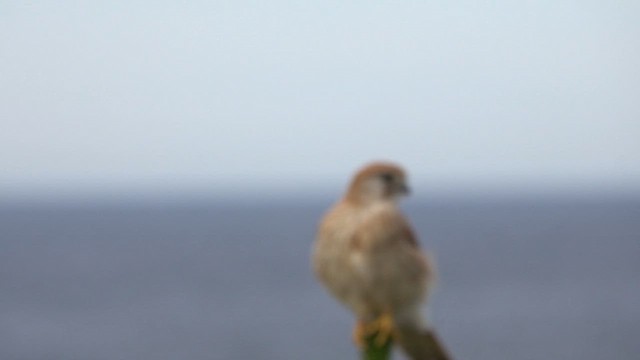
[398,183,411,195]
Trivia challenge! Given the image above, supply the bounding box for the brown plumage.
[312,161,451,360]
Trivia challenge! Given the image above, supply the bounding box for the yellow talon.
[352,320,367,347]
[371,313,395,346]
[353,314,395,347]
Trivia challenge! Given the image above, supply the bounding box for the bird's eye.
[379,173,394,183]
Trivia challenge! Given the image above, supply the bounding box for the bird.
[312,161,451,360]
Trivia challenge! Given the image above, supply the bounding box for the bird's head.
[345,162,410,205]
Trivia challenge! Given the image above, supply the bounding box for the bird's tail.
[394,323,452,360]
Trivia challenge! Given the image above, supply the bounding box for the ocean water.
[1,197,639,360]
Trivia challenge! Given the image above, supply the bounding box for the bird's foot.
[352,314,395,348]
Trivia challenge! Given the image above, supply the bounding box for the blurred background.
[1,1,639,359]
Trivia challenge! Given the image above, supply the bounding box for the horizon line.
[2,184,640,207]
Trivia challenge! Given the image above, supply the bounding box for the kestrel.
[312,162,450,360]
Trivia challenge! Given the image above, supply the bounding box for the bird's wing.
[398,218,419,248]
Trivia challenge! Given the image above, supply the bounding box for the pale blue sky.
[2,1,639,200]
